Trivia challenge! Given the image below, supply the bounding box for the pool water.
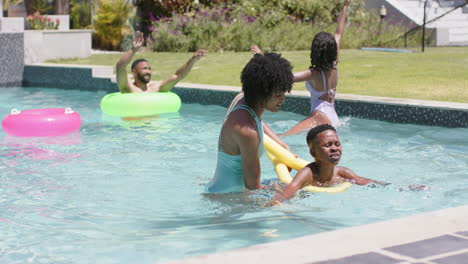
[1,87,467,263]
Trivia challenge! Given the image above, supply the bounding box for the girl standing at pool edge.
[251,0,352,135]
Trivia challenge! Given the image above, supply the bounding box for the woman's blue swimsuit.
[206,104,264,193]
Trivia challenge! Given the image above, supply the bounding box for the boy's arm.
[116,31,144,93]
[339,167,385,185]
[341,168,427,190]
[159,49,207,92]
[335,0,351,55]
[268,167,312,206]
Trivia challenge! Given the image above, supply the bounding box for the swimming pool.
[1,87,467,263]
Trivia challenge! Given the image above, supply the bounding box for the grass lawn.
[47,47,468,103]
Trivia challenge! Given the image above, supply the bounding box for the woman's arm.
[230,112,265,190]
[293,69,312,82]
[238,127,264,190]
[250,45,263,54]
[251,45,312,83]
[263,122,290,150]
[335,0,351,56]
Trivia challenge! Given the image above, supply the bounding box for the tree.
[55,0,69,14]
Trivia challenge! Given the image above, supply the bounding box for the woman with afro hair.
[251,0,352,135]
[206,52,294,193]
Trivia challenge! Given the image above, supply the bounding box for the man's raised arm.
[116,31,144,93]
[159,49,207,92]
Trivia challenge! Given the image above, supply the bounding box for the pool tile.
[311,252,402,264]
[383,235,468,259]
[431,251,468,264]
[21,64,468,128]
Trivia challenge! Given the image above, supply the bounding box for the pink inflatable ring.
[2,108,82,137]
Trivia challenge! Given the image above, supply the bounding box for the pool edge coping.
[175,82,468,111]
[166,205,468,264]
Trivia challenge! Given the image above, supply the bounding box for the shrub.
[133,0,237,40]
[148,6,254,52]
[26,11,60,30]
[70,0,92,29]
[30,0,52,14]
[92,0,133,50]
[147,2,425,52]
[234,0,366,24]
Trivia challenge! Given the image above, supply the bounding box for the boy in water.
[269,124,384,205]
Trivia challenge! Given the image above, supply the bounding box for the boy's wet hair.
[241,52,293,108]
[306,124,336,147]
[309,32,337,72]
[131,59,149,70]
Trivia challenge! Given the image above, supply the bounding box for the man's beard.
[137,73,151,84]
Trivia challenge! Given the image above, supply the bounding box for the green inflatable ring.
[100,92,182,117]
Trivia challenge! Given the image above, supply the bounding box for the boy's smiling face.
[310,129,342,165]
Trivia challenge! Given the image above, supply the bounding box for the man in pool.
[268,124,384,205]
[116,31,207,93]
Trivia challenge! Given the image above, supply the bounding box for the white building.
[364,0,468,46]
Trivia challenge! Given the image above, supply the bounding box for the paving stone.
[431,251,468,264]
[0,33,24,86]
[384,235,468,259]
[311,252,401,264]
